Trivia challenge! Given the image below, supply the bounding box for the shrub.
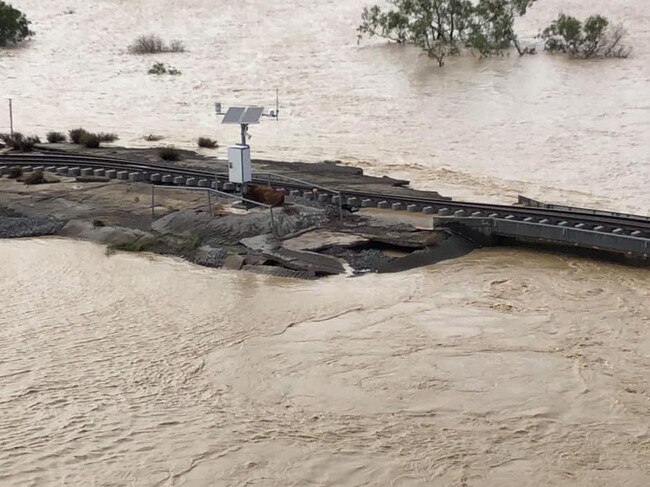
[80,132,100,148]
[148,62,181,75]
[0,133,39,151]
[0,132,17,146]
[69,128,89,144]
[144,134,164,141]
[19,135,39,151]
[169,40,185,52]
[129,35,164,54]
[23,171,45,185]
[158,146,181,161]
[541,14,631,59]
[97,132,119,143]
[148,62,167,75]
[46,131,66,143]
[0,1,34,47]
[128,35,185,54]
[197,137,218,149]
[7,166,22,178]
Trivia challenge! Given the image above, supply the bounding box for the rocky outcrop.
[0,217,66,238]
[59,220,149,246]
[241,234,345,275]
[153,204,327,245]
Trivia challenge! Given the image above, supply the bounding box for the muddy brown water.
[0,239,648,486]
[1,0,649,485]
[1,0,649,211]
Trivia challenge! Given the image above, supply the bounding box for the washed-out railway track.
[1,153,649,259]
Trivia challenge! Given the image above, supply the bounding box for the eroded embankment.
[0,155,472,278]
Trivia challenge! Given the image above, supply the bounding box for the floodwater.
[1,0,649,212]
[0,239,648,486]
[1,1,649,485]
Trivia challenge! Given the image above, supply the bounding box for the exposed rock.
[8,197,95,221]
[153,204,327,245]
[261,247,345,275]
[240,234,280,253]
[243,265,316,280]
[0,217,66,238]
[241,233,345,275]
[192,245,227,268]
[243,252,269,266]
[223,254,245,270]
[338,222,447,248]
[59,219,149,246]
[283,230,369,252]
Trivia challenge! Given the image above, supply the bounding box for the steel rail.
[1,153,649,237]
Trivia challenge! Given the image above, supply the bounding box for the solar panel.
[222,107,246,124]
[240,107,264,125]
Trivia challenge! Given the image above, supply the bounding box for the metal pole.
[240,124,247,145]
[8,98,13,138]
[338,192,343,222]
[267,172,271,187]
[269,206,278,239]
[151,185,155,219]
[207,190,212,216]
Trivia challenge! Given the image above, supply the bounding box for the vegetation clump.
[148,62,181,75]
[80,132,101,148]
[46,131,67,143]
[358,0,537,66]
[69,128,90,144]
[158,146,181,161]
[540,14,630,59]
[0,132,39,151]
[7,166,22,178]
[197,137,218,149]
[144,134,164,142]
[97,132,119,143]
[128,35,185,54]
[358,1,630,66]
[0,1,34,47]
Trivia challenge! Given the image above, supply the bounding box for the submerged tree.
[540,14,630,59]
[357,0,537,66]
[0,1,33,47]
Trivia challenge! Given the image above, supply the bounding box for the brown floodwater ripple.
[0,239,648,486]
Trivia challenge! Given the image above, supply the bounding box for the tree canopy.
[0,1,33,47]
[540,14,630,59]
[357,0,537,66]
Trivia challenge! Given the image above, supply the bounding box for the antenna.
[262,89,280,121]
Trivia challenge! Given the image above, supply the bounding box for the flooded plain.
[1,0,649,211]
[1,0,649,485]
[0,239,648,486]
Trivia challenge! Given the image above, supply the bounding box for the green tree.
[0,1,33,47]
[540,14,630,58]
[357,0,537,66]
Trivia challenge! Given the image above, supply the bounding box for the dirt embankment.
[0,147,473,277]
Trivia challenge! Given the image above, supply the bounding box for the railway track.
[1,152,649,241]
